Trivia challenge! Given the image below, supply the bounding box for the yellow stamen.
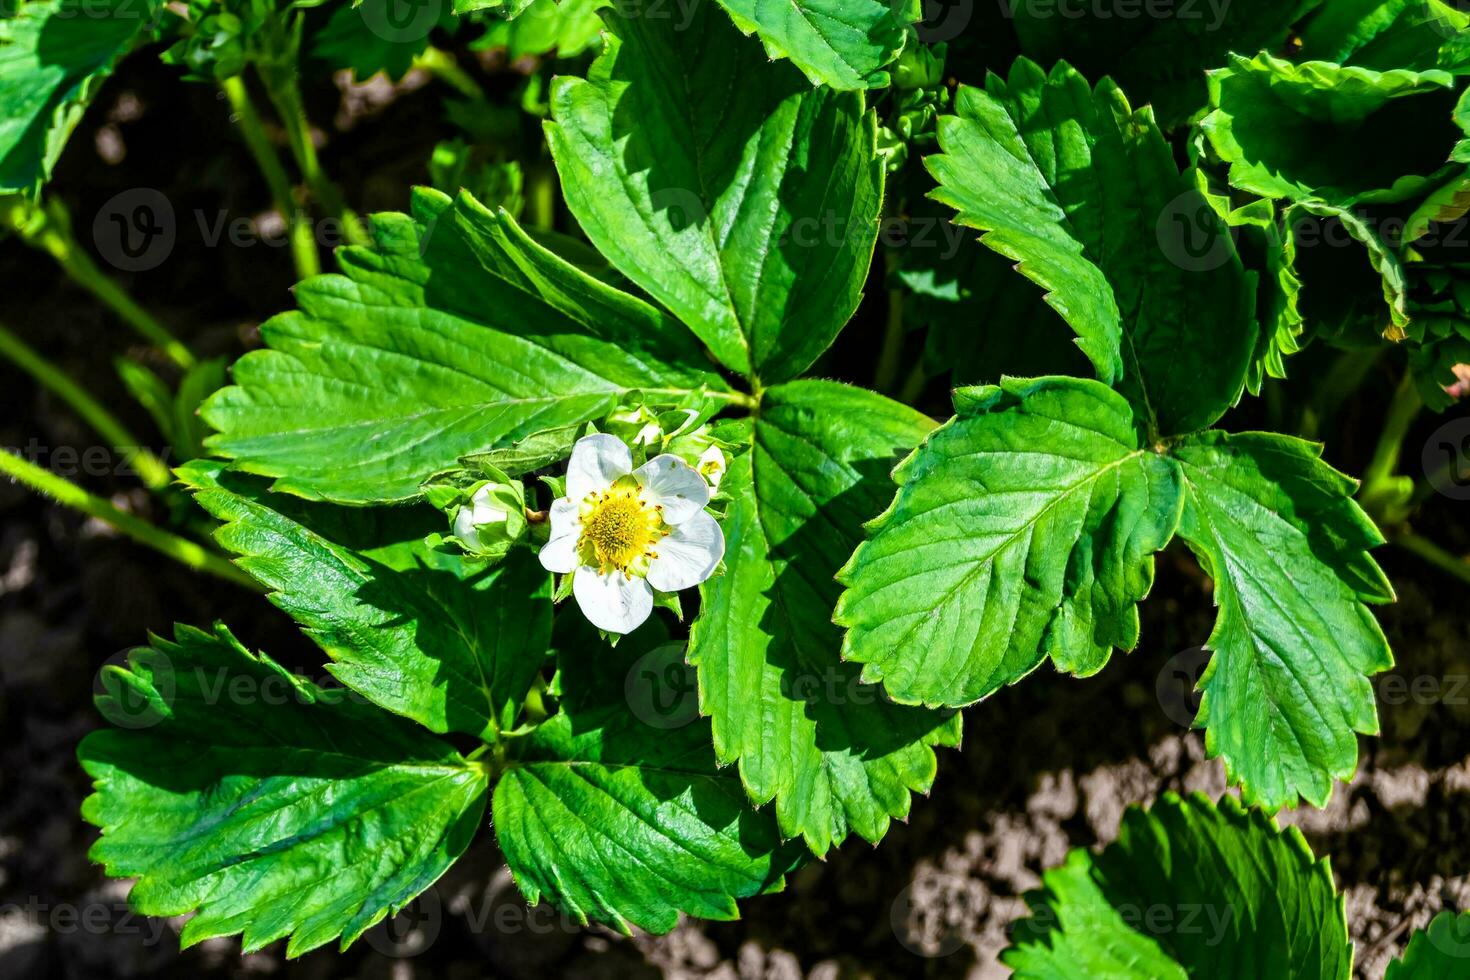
[578,480,668,575]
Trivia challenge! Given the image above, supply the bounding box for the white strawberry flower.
[540,433,725,634]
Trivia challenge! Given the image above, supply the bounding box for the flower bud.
[453,480,528,560]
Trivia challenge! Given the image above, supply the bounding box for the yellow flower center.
[578,481,668,575]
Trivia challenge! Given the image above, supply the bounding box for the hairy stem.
[1,198,195,368]
[0,324,172,492]
[220,75,320,279]
[0,447,258,590]
[256,63,370,248]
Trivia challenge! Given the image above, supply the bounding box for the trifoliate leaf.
[928,59,1256,436]
[546,0,884,384]
[1174,431,1394,811]
[0,0,158,195]
[180,461,551,741]
[1007,0,1320,127]
[835,376,1184,708]
[709,0,919,90]
[1386,911,1470,978]
[1004,793,1351,980]
[1298,0,1470,73]
[493,624,804,933]
[202,188,733,504]
[1203,52,1464,206]
[688,380,960,855]
[79,624,489,957]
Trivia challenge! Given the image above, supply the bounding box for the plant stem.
[1361,370,1423,513]
[0,447,258,590]
[414,46,485,101]
[256,63,369,248]
[1303,347,1383,439]
[874,251,905,394]
[1395,531,1470,589]
[1,197,195,368]
[220,75,320,280]
[0,324,172,492]
[528,164,556,231]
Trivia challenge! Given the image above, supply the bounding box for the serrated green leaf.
[927,59,1256,436]
[202,188,733,504]
[546,1,883,384]
[1174,431,1394,811]
[311,0,455,81]
[1298,0,1470,73]
[180,461,551,740]
[0,0,157,195]
[835,376,1184,708]
[79,624,488,957]
[688,380,960,855]
[1386,911,1470,978]
[1007,0,1320,127]
[709,0,918,90]
[1004,793,1351,980]
[474,0,603,60]
[1203,52,1463,206]
[493,624,804,934]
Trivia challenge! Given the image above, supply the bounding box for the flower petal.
[539,500,582,574]
[567,433,632,500]
[633,454,711,525]
[573,568,654,634]
[647,511,724,592]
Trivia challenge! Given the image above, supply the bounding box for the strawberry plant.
[1,0,1467,972]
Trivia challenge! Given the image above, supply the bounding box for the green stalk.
[1302,347,1384,440]
[1395,531,1470,590]
[0,324,172,492]
[256,63,369,248]
[1,198,194,368]
[0,447,258,590]
[1359,371,1423,523]
[414,46,485,101]
[874,250,905,394]
[220,75,320,279]
[528,164,556,232]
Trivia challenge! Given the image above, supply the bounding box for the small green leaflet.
[927,59,1256,436]
[836,377,1183,707]
[1386,911,1470,978]
[1203,52,1463,206]
[546,0,884,384]
[180,461,551,741]
[311,0,456,81]
[1004,793,1351,980]
[1175,431,1395,811]
[688,380,961,855]
[0,0,158,195]
[80,624,488,957]
[494,626,804,934]
[473,0,604,60]
[711,0,919,90]
[202,188,732,504]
